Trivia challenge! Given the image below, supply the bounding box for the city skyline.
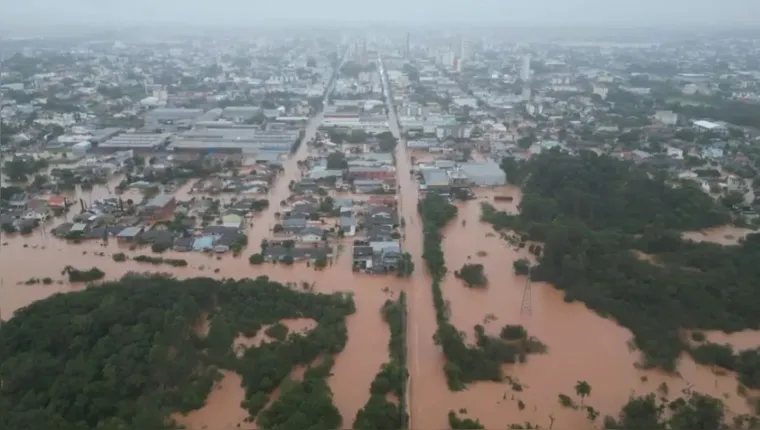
[2,0,760,29]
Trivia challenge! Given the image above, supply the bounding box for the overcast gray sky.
[1,0,759,27]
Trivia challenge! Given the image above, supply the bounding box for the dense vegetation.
[512,258,531,276]
[132,255,189,267]
[353,293,408,429]
[604,390,759,429]
[689,341,760,389]
[62,265,105,283]
[448,410,485,429]
[0,274,355,430]
[454,263,488,288]
[481,150,760,372]
[451,387,747,430]
[418,194,543,391]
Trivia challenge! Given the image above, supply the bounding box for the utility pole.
[520,274,532,316]
[0,53,5,263]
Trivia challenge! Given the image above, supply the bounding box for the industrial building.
[145,108,205,125]
[168,128,299,154]
[98,133,172,152]
[221,106,262,122]
[457,161,508,187]
[420,168,450,192]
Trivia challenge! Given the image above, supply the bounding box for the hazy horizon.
[2,0,760,29]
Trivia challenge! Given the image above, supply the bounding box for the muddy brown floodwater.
[0,108,402,429]
[384,95,760,428]
[4,92,760,430]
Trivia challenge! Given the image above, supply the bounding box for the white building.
[592,85,608,100]
[521,54,531,81]
[666,146,684,159]
[457,161,507,187]
[693,120,727,134]
[654,110,678,125]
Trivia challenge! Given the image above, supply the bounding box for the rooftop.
[100,133,171,149]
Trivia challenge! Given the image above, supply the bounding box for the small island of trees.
[454,263,488,288]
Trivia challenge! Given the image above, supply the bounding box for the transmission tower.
[520,275,532,316]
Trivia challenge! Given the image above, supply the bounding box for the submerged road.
[379,55,435,430]
[246,53,345,247]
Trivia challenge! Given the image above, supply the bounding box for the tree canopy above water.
[0,273,354,430]
[483,150,760,372]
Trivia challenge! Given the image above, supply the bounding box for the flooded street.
[4,59,760,430]
[682,225,757,245]
[380,62,760,429]
[0,105,404,429]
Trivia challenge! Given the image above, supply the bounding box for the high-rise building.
[405,32,410,59]
[522,87,531,102]
[521,54,531,81]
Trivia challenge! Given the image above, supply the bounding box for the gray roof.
[146,108,204,122]
[299,227,324,236]
[340,215,356,227]
[71,223,87,232]
[458,161,506,178]
[369,241,401,254]
[354,179,385,186]
[420,169,450,186]
[222,106,261,118]
[282,218,307,227]
[100,133,170,149]
[145,194,174,208]
[116,226,142,238]
[348,166,391,173]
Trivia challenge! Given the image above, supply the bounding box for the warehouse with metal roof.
[98,133,171,151]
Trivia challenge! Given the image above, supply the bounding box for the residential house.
[354,179,386,194]
[264,245,333,262]
[8,192,29,209]
[24,199,52,220]
[339,215,357,236]
[352,245,374,269]
[367,206,398,228]
[142,194,177,221]
[348,166,395,181]
[296,227,325,243]
[290,203,319,218]
[138,229,175,247]
[116,226,143,242]
[173,236,195,252]
[379,248,401,272]
[280,217,308,234]
[366,225,395,242]
[221,213,244,229]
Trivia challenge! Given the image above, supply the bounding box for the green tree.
[326,152,347,170]
[575,380,591,406]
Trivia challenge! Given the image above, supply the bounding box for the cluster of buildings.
[0,37,339,161]
[48,190,264,255]
[376,35,760,217]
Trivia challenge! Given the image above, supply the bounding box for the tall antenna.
[0,52,5,262]
[405,32,410,60]
[520,274,532,316]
